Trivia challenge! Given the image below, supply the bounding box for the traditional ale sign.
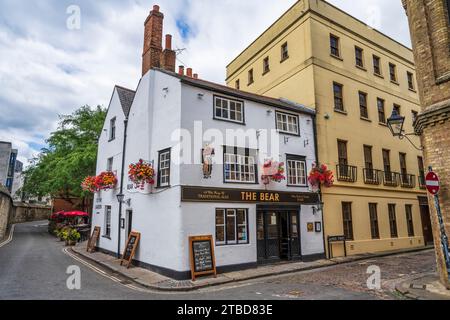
[189,235,217,281]
[181,186,319,204]
[87,226,101,253]
[121,231,141,269]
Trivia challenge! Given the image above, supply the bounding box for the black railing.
[336,164,358,182]
[418,174,426,189]
[400,174,416,188]
[383,171,400,187]
[363,168,382,185]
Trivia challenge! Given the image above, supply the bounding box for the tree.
[22,105,106,204]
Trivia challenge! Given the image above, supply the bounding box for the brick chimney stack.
[160,34,176,72]
[142,5,164,76]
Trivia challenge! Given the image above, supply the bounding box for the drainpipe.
[312,114,327,259]
[117,118,128,258]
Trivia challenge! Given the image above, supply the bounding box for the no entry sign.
[426,171,440,195]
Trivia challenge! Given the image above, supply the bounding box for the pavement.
[395,273,450,300]
[71,238,435,292]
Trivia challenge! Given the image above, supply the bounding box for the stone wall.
[0,186,13,240]
[11,202,51,224]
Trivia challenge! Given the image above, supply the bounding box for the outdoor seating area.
[48,211,91,246]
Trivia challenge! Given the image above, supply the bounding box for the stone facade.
[403,0,450,288]
[11,202,51,224]
[0,186,12,240]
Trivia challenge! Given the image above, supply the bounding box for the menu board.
[87,226,101,253]
[121,231,141,269]
[189,235,217,281]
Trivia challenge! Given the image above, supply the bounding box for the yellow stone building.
[226,0,431,257]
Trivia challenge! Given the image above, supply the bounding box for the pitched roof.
[154,68,315,116]
[115,85,136,117]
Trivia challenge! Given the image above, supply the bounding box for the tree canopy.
[22,105,106,200]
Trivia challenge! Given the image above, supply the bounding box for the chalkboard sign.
[121,231,141,269]
[87,226,101,253]
[189,235,217,281]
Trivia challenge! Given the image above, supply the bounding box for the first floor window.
[276,111,299,135]
[104,206,111,237]
[158,148,171,187]
[359,91,368,119]
[215,209,248,245]
[287,155,307,186]
[378,98,386,123]
[342,202,354,240]
[406,205,415,237]
[224,147,257,183]
[388,204,398,238]
[214,96,244,123]
[333,82,344,111]
[369,203,380,239]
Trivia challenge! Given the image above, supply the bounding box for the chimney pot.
[187,68,193,78]
[178,66,185,76]
[165,34,172,50]
[193,73,199,79]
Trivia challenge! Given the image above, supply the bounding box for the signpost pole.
[428,167,450,281]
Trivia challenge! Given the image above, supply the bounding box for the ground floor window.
[405,205,414,237]
[104,206,111,237]
[369,203,380,239]
[388,204,398,238]
[342,202,354,240]
[215,209,249,245]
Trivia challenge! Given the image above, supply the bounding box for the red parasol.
[62,211,89,218]
[50,211,65,220]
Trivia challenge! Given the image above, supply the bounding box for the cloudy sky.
[0,0,411,165]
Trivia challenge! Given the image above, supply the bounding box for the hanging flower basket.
[95,171,117,191]
[128,159,155,190]
[81,176,98,193]
[308,163,334,190]
[261,160,286,185]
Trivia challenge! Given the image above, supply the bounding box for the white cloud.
[0,0,412,166]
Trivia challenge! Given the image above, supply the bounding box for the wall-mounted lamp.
[312,202,324,215]
[116,193,131,206]
[387,109,423,151]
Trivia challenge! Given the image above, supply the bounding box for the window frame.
[275,111,300,136]
[213,95,245,124]
[405,205,415,237]
[248,68,254,85]
[373,55,382,76]
[388,204,398,238]
[157,148,171,188]
[215,208,249,246]
[330,34,341,58]
[377,98,386,124]
[223,146,258,184]
[109,117,116,141]
[359,91,369,119]
[107,157,114,172]
[286,154,307,187]
[342,202,354,241]
[235,79,240,90]
[369,203,380,239]
[389,63,398,83]
[407,71,415,91]
[263,56,270,74]
[281,42,289,62]
[333,82,345,112]
[355,46,365,68]
[104,205,112,238]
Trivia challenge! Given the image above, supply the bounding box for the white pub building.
[91,5,325,279]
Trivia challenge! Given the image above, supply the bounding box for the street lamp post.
[116,193,125,258]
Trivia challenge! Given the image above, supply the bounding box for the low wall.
[12,202,51,224]
[0,187,13,240]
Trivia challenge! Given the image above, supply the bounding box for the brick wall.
[404,0,450,288]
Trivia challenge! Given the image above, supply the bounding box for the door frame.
[125,209,133,238]
[256,205,302,263]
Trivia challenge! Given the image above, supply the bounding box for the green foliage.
[22,105,106,200]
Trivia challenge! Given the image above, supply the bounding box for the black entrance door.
[420,204,433,245]
[257,208,301,262]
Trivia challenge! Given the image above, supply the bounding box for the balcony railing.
[383,171,400,187]
[336,164,358,182]
[418,174,426,189]
[363,168,382,185]
[400,174,416,188]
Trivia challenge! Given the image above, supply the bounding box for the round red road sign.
[426,171,440,195]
